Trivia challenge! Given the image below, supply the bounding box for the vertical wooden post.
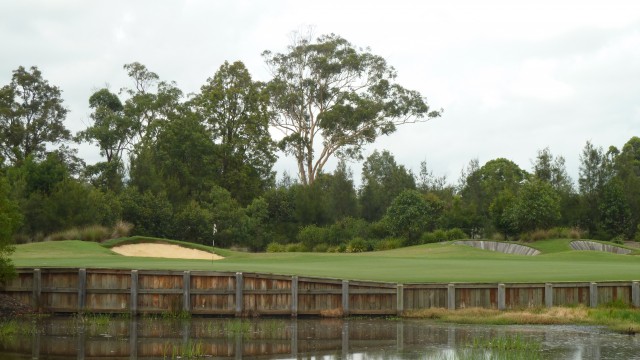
[183,271,191,312]
[32,269,41,311]
[78,269,87,312]
[130,270,138,316]
[291,276,298,317]
[497,283,506,311]
[342,280,350,316]
[545,283,553,308]
[235,272,243,317]
[396,284,404,315]
[447,284,455,310]
[632,281,640,308]
[589,282,598,308]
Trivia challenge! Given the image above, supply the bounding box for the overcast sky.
[1,0,639,186]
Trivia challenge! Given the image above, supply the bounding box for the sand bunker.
[570,240,631,255]
[111,243,224,260]
[453,240,541,256]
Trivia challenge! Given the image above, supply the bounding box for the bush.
[374,237,404,251]
[610,235,625,244]
[266,242,285,253]
[111,220,134,239]
[297,225,328,250]
[445,228,468,240]
[432,229,447,242]
[312,243,329,253]
[78,225,110,242]
[346,237,369,253]
[326,217,370,245]
[285,242,307,252]
[420,232,437,244]
[520,227,584,242]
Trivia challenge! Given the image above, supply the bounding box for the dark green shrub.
[420,232,437,244]
[297,225,328,250]
[432,229,447,242]
[445,228,468,240]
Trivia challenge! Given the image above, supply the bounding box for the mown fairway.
[11,239,640,283]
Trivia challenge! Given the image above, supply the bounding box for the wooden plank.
[447,284,455,310]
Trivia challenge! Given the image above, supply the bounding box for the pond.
[0,316,638,359]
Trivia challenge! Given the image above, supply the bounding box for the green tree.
[120,189,174,238]
[612,136,640,238]
[359,150,416,222]
[506,180,561,234]
[121,62,183,143]
[384,189,432,244]
[598,178,630,239]
[532,147,573,193]
[459,158,527,235]
[76,88,133,192]
[191,61,277,204]
[531,147,576,227]
[138,112,218,206]
[313,160,359,222]
[578,141,617,236]
[263,32,440,185]
[0,66,70,165]
[0,175,21,282]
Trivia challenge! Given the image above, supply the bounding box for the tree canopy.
[263,32,440,185]
[0,66,70,165]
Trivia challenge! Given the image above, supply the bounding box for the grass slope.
[10,239,640,283]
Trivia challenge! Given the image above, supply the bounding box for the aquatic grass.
[588,307,640,334]
[405,306,591,325]
[0,319,40,338]
[161,339,206,359]
[406,306,640,334]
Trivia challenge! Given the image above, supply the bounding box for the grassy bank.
[404,306,640,334]
[10,238,640,283]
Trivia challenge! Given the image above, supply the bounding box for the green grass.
[10,239,640,283]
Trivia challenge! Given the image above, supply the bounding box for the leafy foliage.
[0,66,70,165]
[264,31,440,185]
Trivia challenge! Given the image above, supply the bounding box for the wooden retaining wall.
[2,268,639,315]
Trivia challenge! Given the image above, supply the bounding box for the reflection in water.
[0,316,638,359]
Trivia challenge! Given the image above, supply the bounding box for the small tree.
[384,189,431,244]
[507,180,561,234]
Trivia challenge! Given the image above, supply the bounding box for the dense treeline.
[1,34,639,266]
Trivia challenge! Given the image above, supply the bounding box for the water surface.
[0,316,638,359]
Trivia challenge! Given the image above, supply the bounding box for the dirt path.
[111,243,223,260]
